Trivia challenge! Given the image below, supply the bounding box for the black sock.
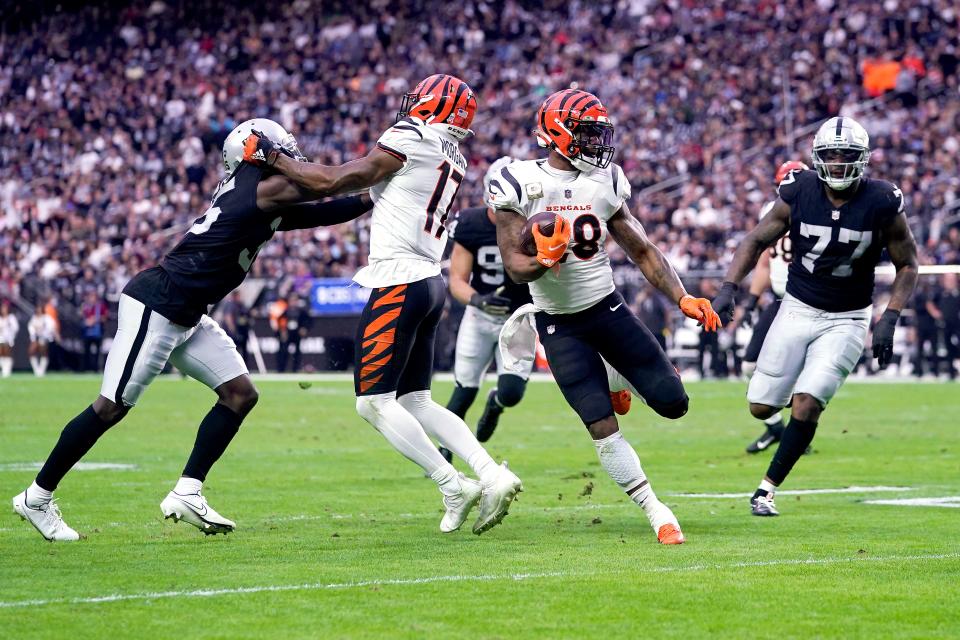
[36,405,114,491]
[446,384,479,419]
[766,417,785,437]
[182,404,243,481]
[765,417,818,485]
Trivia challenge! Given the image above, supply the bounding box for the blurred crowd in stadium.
[1,0,958,375]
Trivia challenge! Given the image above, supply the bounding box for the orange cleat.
[610,390,631,415]
[657,523,685,545]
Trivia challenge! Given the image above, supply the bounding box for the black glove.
[469,290,511,316]
[872,309,899,369]
[741,293,759,328]
[242,130,281,167]
[711,281,739,326]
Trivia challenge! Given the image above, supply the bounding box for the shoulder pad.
[488,161,528,214]
[776,168,813,203]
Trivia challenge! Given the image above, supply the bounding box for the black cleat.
[476,389,503,443]
[746,422,784,454]
[438,446,453,464]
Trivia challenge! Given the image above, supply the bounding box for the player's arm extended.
[495,209,549,283]
[883,212,919,313]
[607,203,686,303]
[276,193,374,231]
[252,135,403,196]
[448,243,477,306]
[609,203,720,330]
[724,198,791,285]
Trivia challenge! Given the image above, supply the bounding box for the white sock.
[398,390,499,484]
[26,481,53,508]
[759,478,778,494]
[764,413,783,426]
[429,465,463,496]
[29,356,40,375]
[174,477,203,495]
[38,357,48,376]
[356,392,454,480]
[0,357,11,377]
[594,431,657,511]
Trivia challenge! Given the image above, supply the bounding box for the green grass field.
[1,375,958,639]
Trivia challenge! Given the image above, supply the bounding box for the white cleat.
[12,490,80,541]
[473,462,523,535]
[440,474,482,533]
[160,491,235,535]
[751,493,780,517]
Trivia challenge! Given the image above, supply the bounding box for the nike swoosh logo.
[609,303,623,312]
[174,493,208,516]
[547,244,565,252]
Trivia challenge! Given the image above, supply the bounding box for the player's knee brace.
[648,378,689,419]
[446,384,478,418]
[495,374,527,408]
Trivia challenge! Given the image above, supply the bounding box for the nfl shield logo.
[547,325,556,335]
[831,209,841,220]
[564,189,572,199]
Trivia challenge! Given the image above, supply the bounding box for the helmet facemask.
[812,145,868,191]
[277,132,307,164]
[568,120,615,171]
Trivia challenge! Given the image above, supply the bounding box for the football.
[519,212,560,256]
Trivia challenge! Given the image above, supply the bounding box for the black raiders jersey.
[124,163,280,326]
[778,169,904,312]
[448,206,531,310]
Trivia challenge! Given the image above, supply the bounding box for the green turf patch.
[1,376,957,639]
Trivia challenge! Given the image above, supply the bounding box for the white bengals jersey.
[28,314,56,343]
[353,117,469,288]
[489,159,629,314]
[760,200,789,298]
[0,313,19,346]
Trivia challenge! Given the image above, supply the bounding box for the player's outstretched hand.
[680,295,721,332]
[470,290,512,316]
[532,215,571,268]
[872,309,899,369]
[711,281,738,326]
[242,130,280,167]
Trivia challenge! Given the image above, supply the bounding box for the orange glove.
[532,215,571,268]
[679,294,721,332]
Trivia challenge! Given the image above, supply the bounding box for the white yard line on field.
[673,486,914,499]
[1,552,957,609]
[863,496,960,508]
[0,462,137,472]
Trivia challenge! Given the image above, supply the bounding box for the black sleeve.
[449,209,475,250]
[776,168,809,203]
[278,195,372,231]
[882,182,905,224]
